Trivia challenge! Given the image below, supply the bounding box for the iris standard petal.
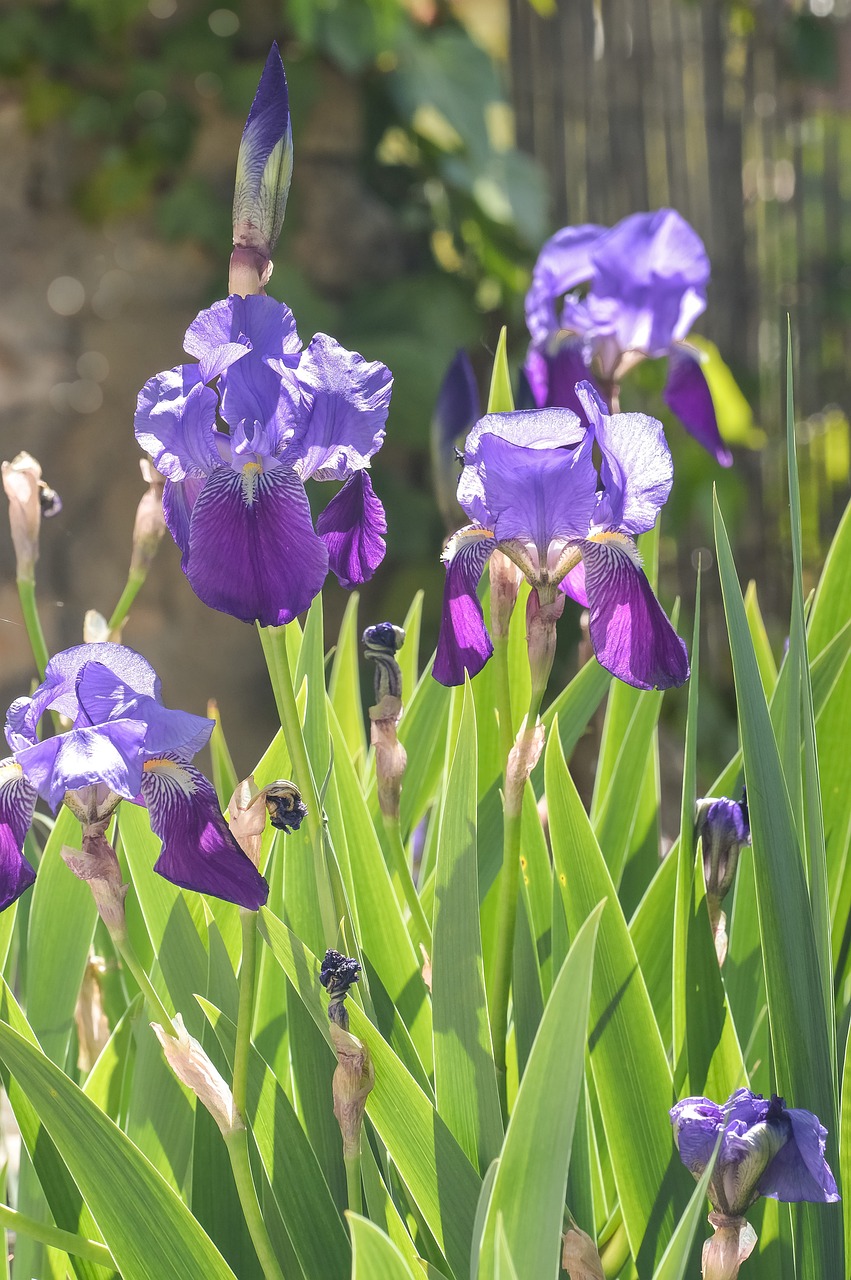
[0,760,38,911]
[163,475,208,565]
[580,535,689,690]
[184,294,301,365]
[525,223,606,345]
[292,334,393,481]
[523,341,594,418]
[464,430,598,557]
[433,526,495,686]
[15,720,149,811]
[74,663,213,760]
[134,370,220,481]
[140,758,268,909]
[663,345,733,467]
[316,470,386,589]
[670,1097,724,1176]
[759,1108,840,1204]
[576,381,674,536]
[184,464,329,626]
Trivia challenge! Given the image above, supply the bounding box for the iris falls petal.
[580,535,689,690]
[184,464,329,626]
[140,758,268,909]
[663,345,733,467]
[316,470,386,589]
[0,760,38,911]
[433,527,495,686]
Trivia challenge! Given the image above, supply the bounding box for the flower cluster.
[434,381,689,692]
[0,643,267,912]
[524,209,732,466]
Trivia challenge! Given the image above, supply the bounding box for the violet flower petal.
[135,370,220,482]
[663,345,733,467]
[559,560,588,608]
[522,341,594,418]
[163,475,208,566]
[759,1107,840,1204]
[433,526,495,686]
[525,223,606,345]
[316,470,386,589]
[74,663,213,761]
[580,535,689,690]
[670,1096,724,1176]
[576,381,674,536]
[15,720,149,811]
[433,349,479,449]
[184,294,301,365]
[0,760,37,911]
[140,759,268,909]
[184,464,329,626]
[292,334,393,481]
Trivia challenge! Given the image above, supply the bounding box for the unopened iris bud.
[696,789,750,965]
[130,459,166,578]
[489,549,523,641]
[153,1014,243,1136]
[2,451,61,582]
[430,349,479,530]
[230,43,293,296]
[228,775,307,867]
[363,623,407,821]
[320,948,373,1161]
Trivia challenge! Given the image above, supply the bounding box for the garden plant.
[1,44,850,1280]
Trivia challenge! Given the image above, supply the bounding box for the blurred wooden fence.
[508,0,850,635]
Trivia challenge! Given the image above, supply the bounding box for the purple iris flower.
[0,643,267,911]
[433,380,689,692]
[135,295,392,626]
[524,210,733,466]
[670,1088,839,1214]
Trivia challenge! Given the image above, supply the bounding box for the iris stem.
[257,623,338,945]
[233,908,257,1119]
[0,1202,112,1267]
[224,1128,286,1280]
[344,1153,363,1218]
[492,633,515,766]
[382,813,432,953]
[16,577,50,682]
[112,929,176,1037]
[488,679,545,1118]
[107,568,147,637]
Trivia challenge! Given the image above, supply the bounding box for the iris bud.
[320,949,373,1160]
[228,775,307,867]
[696,790,750,964]
[2,451,61,582]
[130,458,166,579]
[153,1014,242,1136]
[363,622,407,821]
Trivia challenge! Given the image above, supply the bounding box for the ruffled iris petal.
[525,223,606,346]
[0,760,38,911]
[293,334,393,481]
[134,371,219,481]
[184,294,301,365]
[663,345,733,467]
[670,1097,724,1177]
[576,381,674,535]
[433,527,495,686]
[759,1108,840,1204]
[580,536,689,690]
[523,342,593,419]
[15,720,148,811]
[316,471,386,589]
[74,664,213,761]
[140,759,268,909]
[184,464,329,626]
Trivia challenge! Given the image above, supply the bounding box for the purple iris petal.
[316,470,386,589]
[140,758,268,909]
[589,210,709,357]
[759,1107,840,1204]
[433,349,479,449]
[233,43,293,260]
[163,475,207,565]
[0,761,38,911]
[525,223,606,346]
[184,294,301,366]
[15,720,149,812]
[576,381,673,536]
[134,371,220,482]
[433,527,495,686]
[670,1096,724,1176]
[559,560,588,607]
[184,464,329,626]
[6,643,161,751]
[580,536,689,690]
[292,334,393,481]
[663,345,733,467]
[74,663,213,761]
[463,429,597,556]
[523,342,594,419]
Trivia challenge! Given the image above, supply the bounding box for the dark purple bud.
[363,622,405,702]
[696,791,750,904]
[264,780,308,833]
[320,949,361,998]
